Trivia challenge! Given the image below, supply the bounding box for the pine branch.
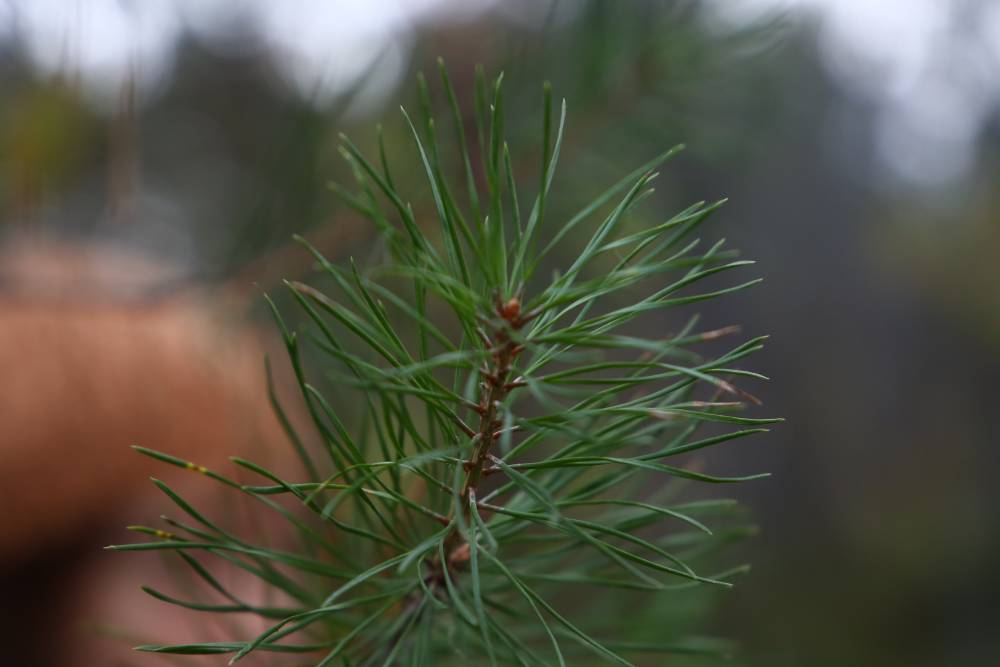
[109,61,777,666]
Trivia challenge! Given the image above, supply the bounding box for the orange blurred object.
[0,238,289,664]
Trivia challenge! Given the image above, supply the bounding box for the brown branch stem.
[442,296,527,560]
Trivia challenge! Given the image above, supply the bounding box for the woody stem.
[443,325,520,556]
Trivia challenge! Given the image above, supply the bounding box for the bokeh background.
[1,1,999,665]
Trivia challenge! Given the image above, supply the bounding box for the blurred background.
[1,0,998,665]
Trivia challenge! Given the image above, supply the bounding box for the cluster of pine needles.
[110,61,778,666]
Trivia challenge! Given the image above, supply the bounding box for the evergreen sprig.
[110,61,776,666]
